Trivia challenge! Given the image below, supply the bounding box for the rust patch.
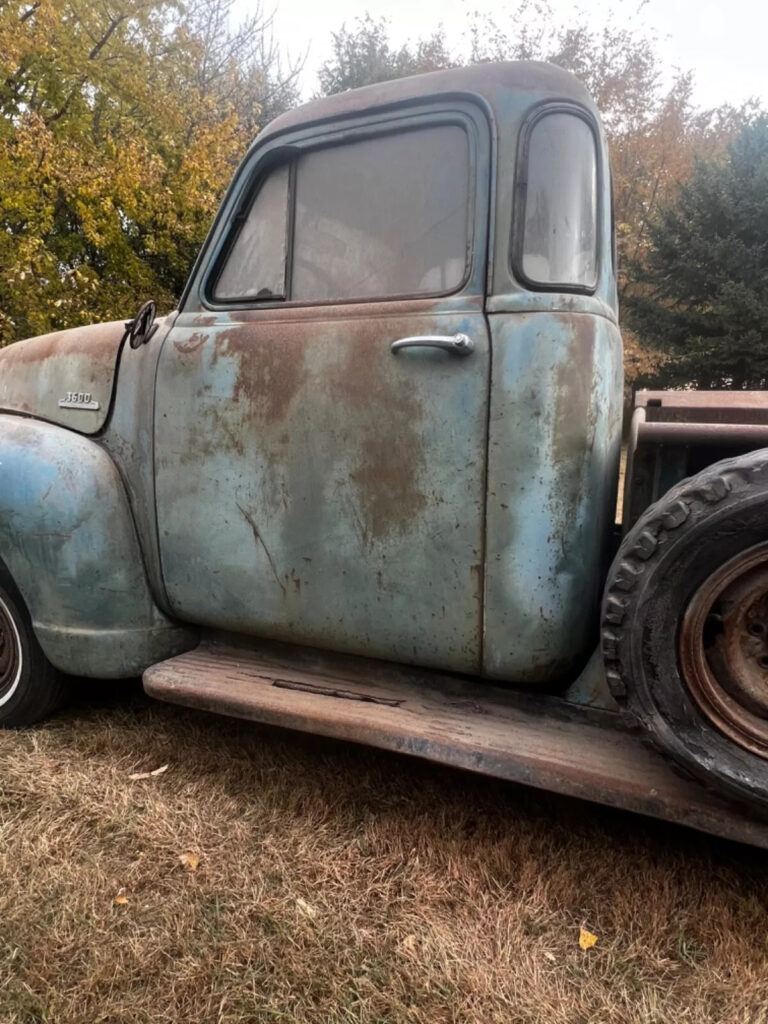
[552,314,596,512]
[0,321,123,368]
[325,328,428,542]
[350,432,428,542]
[552,314,596,464]
[272,678,403,707]
[185,404,246,460]
[211,406,245,457]
[0,320,125,435]
[214,327,308,423]
[174,332,208,354]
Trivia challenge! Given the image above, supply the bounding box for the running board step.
[143,639,768,848]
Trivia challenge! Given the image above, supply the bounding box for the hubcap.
[680,541,768,758]
[0,594,22,704]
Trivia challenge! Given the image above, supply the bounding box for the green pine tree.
[627,117,768,389]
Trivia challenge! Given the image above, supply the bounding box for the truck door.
[154,104,492,674]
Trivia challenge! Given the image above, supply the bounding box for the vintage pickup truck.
[4,61,768,846]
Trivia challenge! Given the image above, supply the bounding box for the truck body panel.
[155,303,491,673]
[0,415,195,676]
[0,321,124,434]
[484,310,623,680]
[165,64,621,684]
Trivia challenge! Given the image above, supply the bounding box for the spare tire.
[602,449,768,812]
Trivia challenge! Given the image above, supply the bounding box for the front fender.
[0,414,196,677]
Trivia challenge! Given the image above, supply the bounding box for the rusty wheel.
[0,563,65,727]
[681,543,768,759]
[602,449,768,812]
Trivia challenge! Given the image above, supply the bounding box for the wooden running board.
[143,639,768,848]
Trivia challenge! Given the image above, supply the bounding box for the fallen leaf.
[179,852,200,872]
[296,897,318,920]
[579,926,598,950]
[114,888,129,906]
[128,764,169,781]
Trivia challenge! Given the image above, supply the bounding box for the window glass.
[292,125,470,302]
[521,113,598,289]
[215,164,289,300]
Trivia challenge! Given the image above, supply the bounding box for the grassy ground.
[1,685,768,1024]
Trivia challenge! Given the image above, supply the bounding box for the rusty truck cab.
[16,63,768,847]
[161,62,623,686]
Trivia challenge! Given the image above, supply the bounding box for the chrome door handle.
[390,333,474,356]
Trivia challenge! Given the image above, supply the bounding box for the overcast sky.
[253,0,768,111]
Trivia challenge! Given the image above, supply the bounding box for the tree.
[0,0,300,345]
[317,14,454,96]
[626,117,768,390]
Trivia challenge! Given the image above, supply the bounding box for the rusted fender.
[0,321,127,435]
[0,415,196,677]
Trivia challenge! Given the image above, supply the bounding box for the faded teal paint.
[485,293,617,321]
[156,95,495,676]
[483,312,623,681]
[0,61,625,696]
[0,320,125,434]
[0,415,196,677]
[99,313,177,613]
[154,307,491,673]
[164,61,622,687]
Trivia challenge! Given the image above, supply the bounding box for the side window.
[214,164,289,300]
[213,124,471,305]
[519,112,598,291]
[292,125,469,302]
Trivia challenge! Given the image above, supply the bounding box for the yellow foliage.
[0,0,283,344]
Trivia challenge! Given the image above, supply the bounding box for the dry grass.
[2,685,768,1024]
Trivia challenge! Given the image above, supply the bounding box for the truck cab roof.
[260,61,598,143]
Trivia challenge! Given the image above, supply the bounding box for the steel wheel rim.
[680,540,768,759]
[0,594,22,707]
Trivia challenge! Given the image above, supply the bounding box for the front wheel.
[602,449,768,812]
[0,566,66,726]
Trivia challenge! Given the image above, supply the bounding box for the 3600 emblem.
[58,391,100,411]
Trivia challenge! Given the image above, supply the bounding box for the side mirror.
[125,300,158,349]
